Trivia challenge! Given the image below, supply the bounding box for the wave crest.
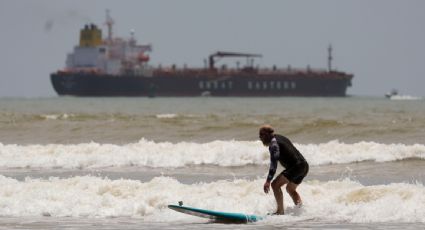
[0,140,424,169]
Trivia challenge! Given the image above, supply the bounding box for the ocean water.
[0,96,424,229]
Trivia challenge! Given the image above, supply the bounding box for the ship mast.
[328,44,333,72]
[105,9,114,44]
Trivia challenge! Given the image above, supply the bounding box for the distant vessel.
[51,11,354,97]
[385,89,421,100]
[385,89,399,98]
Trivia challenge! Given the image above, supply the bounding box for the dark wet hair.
[259,125,274,135]
[259,125,274,145]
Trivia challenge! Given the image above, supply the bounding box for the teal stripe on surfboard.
[168,204,262,223]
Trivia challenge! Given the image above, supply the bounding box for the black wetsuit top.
[266,134,308,182]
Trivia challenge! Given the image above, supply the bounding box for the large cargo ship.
[51,11,353,97]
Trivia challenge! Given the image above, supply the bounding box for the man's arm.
[264,140,280,193]
[266,143,279,182]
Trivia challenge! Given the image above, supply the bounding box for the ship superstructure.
[64,10,152,76]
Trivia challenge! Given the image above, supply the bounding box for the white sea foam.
[0,175,423,223]
[41,113,73,120]
[0,140,423,169]
[155,114,178,119]
[155,113,201,119]
[302,140,425,165]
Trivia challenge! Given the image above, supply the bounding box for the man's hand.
[263,181,271,194]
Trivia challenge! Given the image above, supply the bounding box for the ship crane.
[208,51,262,70]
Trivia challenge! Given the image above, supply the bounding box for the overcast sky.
[0,0,424,97]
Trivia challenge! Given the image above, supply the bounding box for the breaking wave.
[0,140,424,169]
[0,175,423,223]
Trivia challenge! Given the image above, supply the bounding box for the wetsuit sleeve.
[266,141,280,182]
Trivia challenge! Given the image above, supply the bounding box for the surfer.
[259,125,309,215]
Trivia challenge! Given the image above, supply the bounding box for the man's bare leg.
[286,182,302,206]
[271,174,290,214]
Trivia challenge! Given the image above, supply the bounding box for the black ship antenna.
[328,44,333,72]
[209,51,262,70]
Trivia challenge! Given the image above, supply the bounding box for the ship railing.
[58,67,104,75]
[257,67,327,74]
[151,66,351,79]
[257,67,352,79]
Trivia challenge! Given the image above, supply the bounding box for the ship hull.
[51,72,352,97]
